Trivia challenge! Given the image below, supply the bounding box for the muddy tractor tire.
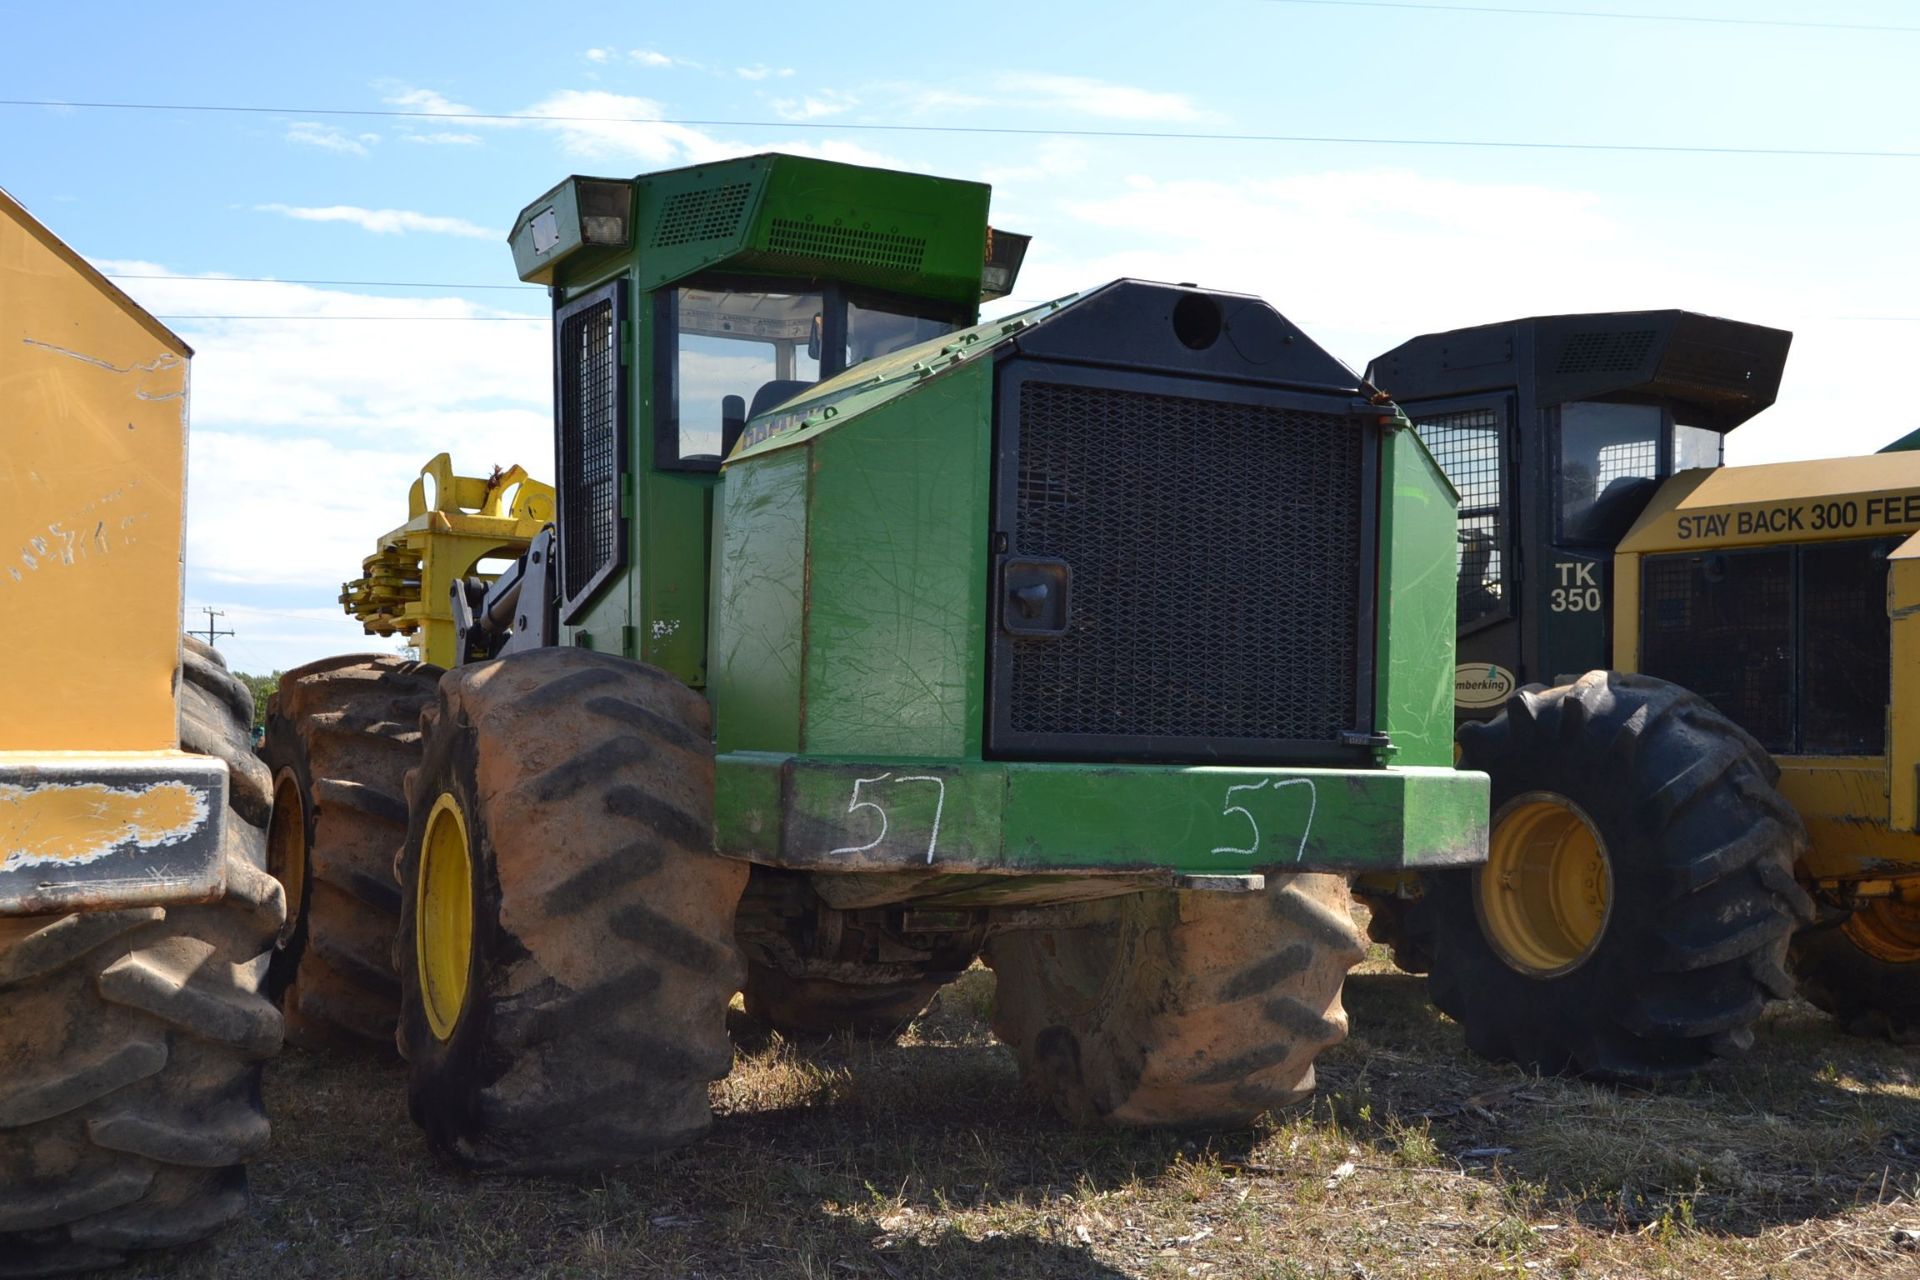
[1790,903,1920,1043]
[0,639,284,1276]
[1435,671,1813,1080]
[394,647,747,1174]
[260,653,439,1050]
[984,873,1364,1128]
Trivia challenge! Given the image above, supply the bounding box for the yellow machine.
[1365,309,1920,1074]
[0,189,282,1270]
[1615,455,1920,1029]
[338,454,554,668]
[250,455,550,1052]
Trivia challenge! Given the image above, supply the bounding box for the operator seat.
[748,379,815,419]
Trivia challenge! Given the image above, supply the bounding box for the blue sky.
[4,0,1916,673]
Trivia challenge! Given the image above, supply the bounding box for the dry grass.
[105,931,1920,1279]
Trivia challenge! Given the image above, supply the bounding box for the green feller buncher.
[275,154,1489,1171]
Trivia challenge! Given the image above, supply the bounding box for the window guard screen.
[1414,405,1505,627]
[555,284,625,615]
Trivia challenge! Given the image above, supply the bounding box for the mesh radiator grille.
[1641,549,1792,751]
[1004,379,1365,749]
[556,297,619,605]
[1641,540,1894,755]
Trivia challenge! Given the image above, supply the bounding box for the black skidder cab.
[1363,311,1813,1080]
[1369,309,1789,689]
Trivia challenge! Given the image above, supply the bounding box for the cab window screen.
[1414,406,1504,627]
[1558,403,1660,545]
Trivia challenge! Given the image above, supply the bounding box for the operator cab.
[1368,310,1791,709]
[658,283,966,470]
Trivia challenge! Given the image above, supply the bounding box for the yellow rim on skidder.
[417,792,475,1040]
[1843,898,1920,965]
[1477,792,1613,977]
[267,769,307,942]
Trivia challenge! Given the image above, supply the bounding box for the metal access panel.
[552,280,628,622]
[988,359,1377,764]
[2,190,192,753]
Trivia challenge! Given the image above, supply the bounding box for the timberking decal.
[1456,662,1516,710]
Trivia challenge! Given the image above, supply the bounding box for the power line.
[4,97,1916,160]
[1257,0,1920,34]
[109,272,535,291]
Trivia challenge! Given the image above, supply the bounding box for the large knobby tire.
[261,654,439,1049]
[1354,889,1434,975]
[394,647,747,1174]
[1436,671,1813,1080]
[1789,904,1920,1043]
[984,874,1364,1128]
[742,964,952,1038]
[0,639,285,1276]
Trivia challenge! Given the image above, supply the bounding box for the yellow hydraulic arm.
[339,453,555,667]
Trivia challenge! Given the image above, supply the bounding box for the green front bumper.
[715,753,1487,876]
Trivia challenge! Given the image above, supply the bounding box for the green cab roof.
[513,153,992,304]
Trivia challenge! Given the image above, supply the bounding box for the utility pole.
[193,606,234,648]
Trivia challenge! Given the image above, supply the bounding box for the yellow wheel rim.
[1843,898,1920,965]
[1477,792,1613,977]
[417,793,475,1041]
[267,769,307,939]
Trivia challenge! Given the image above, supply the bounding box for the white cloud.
[374,86,489,146]
[381,85,478,115]
[285,122,376,156]
[993,73,1209,123]
[770,90,857,121]
[1012,168,1627,343]
[520,89,722,164]
[737,64,794,81]
[402,131,483,146]
[586,47,689,68]
[515,90,904,170]
[983,138,1095,187]
[998,165,1920,465]
[87,265,552,669]
[256,203,497,239]
[897,74,1209,124]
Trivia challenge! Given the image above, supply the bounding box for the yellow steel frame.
[339,453,555,668]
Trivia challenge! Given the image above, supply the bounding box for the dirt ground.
[108,929,1920,1280]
